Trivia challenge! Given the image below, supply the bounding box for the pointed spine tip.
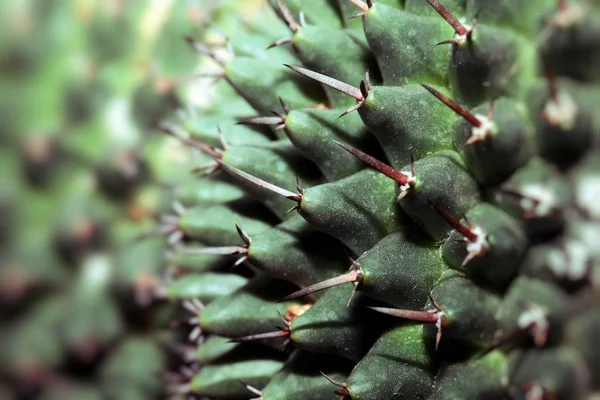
[334,141,409,185]
[284,64,364,102]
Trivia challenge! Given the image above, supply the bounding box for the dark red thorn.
[420,84,482,128]
[219,163,303,203]
[267,37,293,50]
[425,0,469,36]
[279,97,291,114]
[348,0,370,12]
[321,372,350,396]
[541,57,558,102]
[431,205,479,242]
[235,224,252,246]
[276,0,301,32]
[334,141,410,185]
[229,329,290,343]
[368,307,441,324]
[284,64,364,101]
[279,270,362,302]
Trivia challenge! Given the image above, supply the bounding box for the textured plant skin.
[158,1,600,399]
[152,0,600,399]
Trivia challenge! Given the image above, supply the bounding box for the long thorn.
[284,64,364,101]
[368,307,440,323]
[178,246,248,256]
[432,205,479,242]
[421,84,482,127]
[425,0,469,36]
[219,163,302,202]
[238,116,285,127]
[335,141,409,185]
[279,270,361,302]
[229,329,290,343]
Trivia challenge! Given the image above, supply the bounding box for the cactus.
[3,0,600,399]
[158,1,600,399]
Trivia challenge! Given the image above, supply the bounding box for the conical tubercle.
[284,64,370,117]
[279,259,363,303]
[432,205,488,266]
[369,298,448,350]
[425,0,473,46]
[335,141,415,199]
[421,84,495,145]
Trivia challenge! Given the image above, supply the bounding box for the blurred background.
[0,1,228,398]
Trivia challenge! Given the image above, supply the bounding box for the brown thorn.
[284,64,364,101]
[276,0,301,32]
[541,57,558,102]
[229,329,290,343]
[421,84,482,128]
[334,141,409,185]
[279,97,290,114]
[368,307,440,324]
[159,123,224,159]
[431,205,479,242]
[235,224,252,245]
[339,100,365,118]
[267,36,293,50]
[320,373,347,388]
[425,0,469,36]
[279,270,362,302]
[184,36,225,67]
[219,163,302,202]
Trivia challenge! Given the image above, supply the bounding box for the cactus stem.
[279,262,363,302]
[219,163,303,202]
[421,84,495,144]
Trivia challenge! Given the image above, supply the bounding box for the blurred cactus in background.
[0,1,218,398]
